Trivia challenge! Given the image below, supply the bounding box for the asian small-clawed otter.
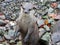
[15,2,39,45]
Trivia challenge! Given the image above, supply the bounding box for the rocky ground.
[0,0,60,45]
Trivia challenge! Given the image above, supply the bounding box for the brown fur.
[15,12,39,45]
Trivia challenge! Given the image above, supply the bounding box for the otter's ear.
[20,3,23,7]
[33,5,38,9]
[33,7,36,9]
[20,4,22,6]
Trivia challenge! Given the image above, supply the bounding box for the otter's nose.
[24,12,28,14]
[24,10,28,14]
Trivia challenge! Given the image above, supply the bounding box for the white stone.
[51,0,56,1]
[48,7,54,14]
[0,44,3,45]
[37,19,44,27]
[44,25,50,31]
[39,28,46,38]
[41,32,50,41]
[58,4,60,9]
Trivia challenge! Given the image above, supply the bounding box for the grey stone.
[52,32,60,43]
[58,4,60,9]
[52,20,60,32]
[0,20,6,26]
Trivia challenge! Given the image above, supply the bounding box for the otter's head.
[20,2,37,15]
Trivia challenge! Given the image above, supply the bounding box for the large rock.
[51,20,60,44]
[52,20,60,32]
[51,32,60,43]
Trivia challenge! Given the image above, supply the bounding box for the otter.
[15,2,39,45]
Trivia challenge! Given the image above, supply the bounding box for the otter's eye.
[29,9,31,11]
